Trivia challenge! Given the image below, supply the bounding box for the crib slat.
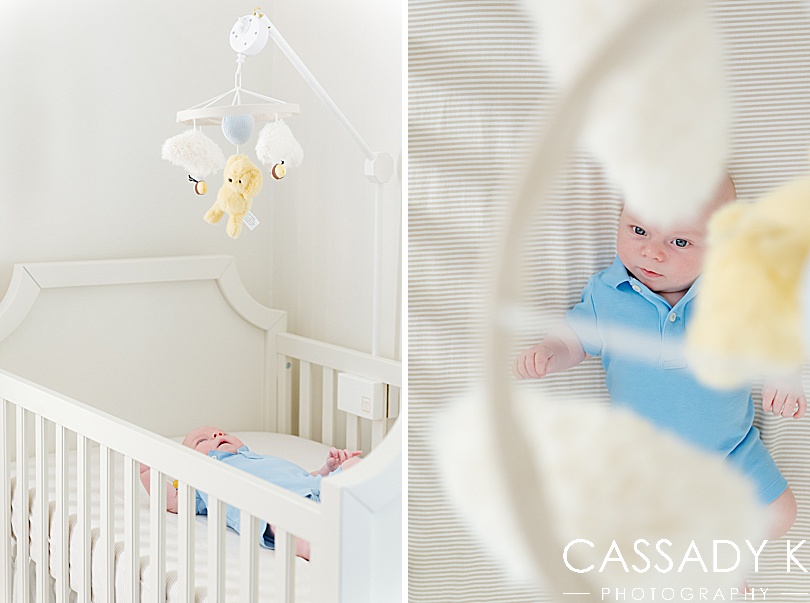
[299,361,312,439]
[54,425,69,603]
[34,415,49,603]
[150,469,167,603]
[263,331,279,432]
[100,445,115,602]
[240,512,259,603]
[275,528,296,603]
[346,414,359,452]
[124,457,141,603]
[178,482,195,603]
[322,367,335,446]
[15,407,30,602]
[0,400,11,603]
[208,497,226,603]
[76,434,91,603]
[277,356,291,434]
[371,420,387,450]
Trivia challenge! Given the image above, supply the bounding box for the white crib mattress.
[11,431,330,602]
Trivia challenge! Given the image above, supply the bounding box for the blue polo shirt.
[195,446,325,549]
[565,256,786,503]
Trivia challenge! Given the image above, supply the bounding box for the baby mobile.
[161,8,304,238]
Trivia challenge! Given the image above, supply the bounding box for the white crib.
[0,255,401,603]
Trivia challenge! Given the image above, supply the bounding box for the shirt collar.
[208,445,262,460]
[602,256,633,288]
[603,255,700,309]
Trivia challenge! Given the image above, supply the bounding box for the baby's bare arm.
[513,323,587,379]
[311,448,363,476]
[139,463,179,513]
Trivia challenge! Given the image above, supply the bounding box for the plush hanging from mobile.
[161,129,226,195]
[255,120,304,179]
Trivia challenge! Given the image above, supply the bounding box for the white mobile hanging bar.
[176,95,299,127]
[263,11,395,358]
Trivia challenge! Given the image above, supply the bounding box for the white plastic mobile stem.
[488,1,703,602]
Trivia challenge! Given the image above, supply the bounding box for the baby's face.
[183,426,244,455]
[616,209,708,298]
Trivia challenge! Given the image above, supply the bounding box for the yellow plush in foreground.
[203,154,263,239]
[687,176,810,388]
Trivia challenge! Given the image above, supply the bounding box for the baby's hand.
[326,448,362,472]
[513,344,556,380]
[762,378,807,419]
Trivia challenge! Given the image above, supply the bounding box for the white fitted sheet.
[10,431,331,602]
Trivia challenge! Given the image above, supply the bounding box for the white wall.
[0,0,401,358]
[266,0,402,359]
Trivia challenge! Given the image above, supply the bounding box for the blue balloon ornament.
[221,114,255,146]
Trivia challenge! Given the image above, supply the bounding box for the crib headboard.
[0,256,280,437]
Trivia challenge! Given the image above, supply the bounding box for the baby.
[140,426,362,559]
[514,174,807,540]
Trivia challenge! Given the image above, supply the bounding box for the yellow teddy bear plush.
[687,174,810,388]
[203,154,263,239]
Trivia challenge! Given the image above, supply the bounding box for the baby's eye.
[673,238,689,248]
[632,226,646,236]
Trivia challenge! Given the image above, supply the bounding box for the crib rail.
[276,333,401,452]
[0,369,322,603]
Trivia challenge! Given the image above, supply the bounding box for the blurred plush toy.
[687,173,810,388]
[203,154,263,239]
[161,129,226,194]
[255,120,303,180]
[519,0,728,228]
[437,394,762,592]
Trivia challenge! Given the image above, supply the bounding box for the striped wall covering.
[409,1,810,601]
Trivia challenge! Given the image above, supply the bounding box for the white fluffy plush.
[255,120,304,168]
[161,129,227,180]
[436,393,763,591]
[519,0,729,227]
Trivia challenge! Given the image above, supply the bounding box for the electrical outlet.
[337,373,386,420]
